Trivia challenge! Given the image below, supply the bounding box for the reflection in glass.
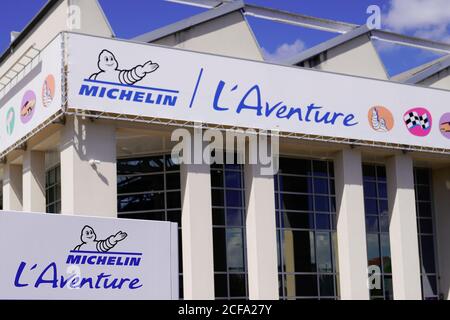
[211,161,248,299]
[414,167,439,300]
[276,158,337,299]
[363,164,392,300]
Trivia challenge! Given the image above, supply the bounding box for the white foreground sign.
[67,33,450,150]
[0,211,178,300]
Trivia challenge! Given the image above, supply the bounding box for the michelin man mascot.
[74,225,128,252]
[89,49,159,85]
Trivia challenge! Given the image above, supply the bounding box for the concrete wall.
[314,35,388,80]
[153,11,263,61]
[0,0,113,77]
[419,68,450,90]
[60,116,117,217]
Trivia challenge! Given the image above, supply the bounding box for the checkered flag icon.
[404,112,430,130]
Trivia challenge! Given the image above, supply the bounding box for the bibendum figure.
[89,49,159,85]
[74,225,127,252]
[371,107,388,132]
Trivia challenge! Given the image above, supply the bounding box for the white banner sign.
[67,33,450,150]
[0,211,178,300]
[0,35,62,155]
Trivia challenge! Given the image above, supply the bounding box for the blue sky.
[0,0,449,76]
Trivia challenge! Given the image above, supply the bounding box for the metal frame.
[413,167,441,300]
[275,157,338,300]
[64,110,450,156]
[362,163,392,300]
[116,154,184,297]
[0,45,41,97]
[211,161,248,299]
[45,164,61,213]
[163,0,450,55]
[394,55,450,85]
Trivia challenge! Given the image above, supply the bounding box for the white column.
[60,115,117,217]
[433,166,450,299]
[334,149,369,299]
[386,154,422,300]
[244,162,279,300]
[22,150,46,212]
[180,162,215,299]
[2,163,23,211]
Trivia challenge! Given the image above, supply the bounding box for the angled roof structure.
[284,25,370,66]
[391,54,450,84]
[134,0,245,43]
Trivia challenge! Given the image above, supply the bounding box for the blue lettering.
[107,88,119,99]
[34,262,58,288]
[265,102,282,117]
[163,95,177,106]
[119,90,133,101]
[213,81,229,111]
[133,91,145,102]
[343,114,358,126]
[14,262,29,287]
[275,105,289,119]
[305,104,321,122]
[79,84,98,96]
[66,255,81,264]
[129,278,143,289]
[236,84,262,116]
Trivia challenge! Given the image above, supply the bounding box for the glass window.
[117,155,183,298]
[276,157,337,300]
[363,164,391,300]
[211,161,248,299]
[46,165,61,214]
[414,168,439,300]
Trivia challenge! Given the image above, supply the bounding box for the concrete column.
[432,166,450,299]
[2,163,23,211]
[60,115,117,217]
[22,150,46,212]
[386,154,422,300]
[180,162,215,299]
[244,162,279,300]
[334,149,369,299]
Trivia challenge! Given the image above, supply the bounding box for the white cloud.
[262,39,305,62]
[383,0,450,43]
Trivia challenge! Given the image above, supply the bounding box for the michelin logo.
[90,49,159,85]
[74,225,127,253]
[68,226,141,267]
[79,49,179,107]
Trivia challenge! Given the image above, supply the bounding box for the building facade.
[0,0,449,301]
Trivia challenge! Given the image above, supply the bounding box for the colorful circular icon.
[439,113,450,140]
[368,106,394,132]
[403,107,432,137]
[6,107,15,136]
[42,74,55,108]
[20,90,36,124]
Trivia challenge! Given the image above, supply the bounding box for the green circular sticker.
[6,107,15,136]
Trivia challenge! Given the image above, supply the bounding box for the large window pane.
[363,164,392,300]
[117,155,183,298]
[46,165,61,214]
[414,168,439,300]
[211,160,247,299]
[276,157,337,299]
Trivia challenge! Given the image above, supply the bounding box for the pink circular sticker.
[20,90,36,124]
[439,113,450,140]
[403,107,432,137]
